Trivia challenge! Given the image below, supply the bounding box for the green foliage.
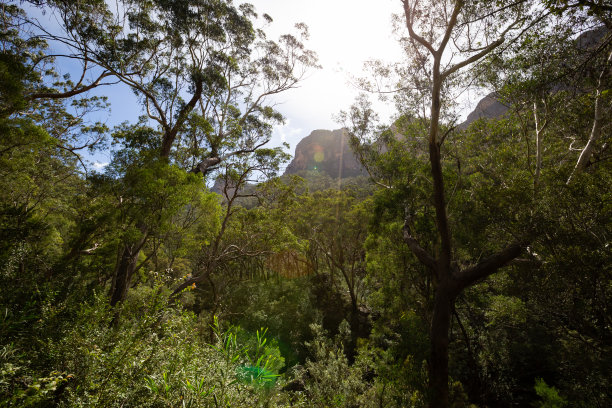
[534,378,567,408]
[0,344,73,408]
[0,283,299,407]
[222,277,319,367]
[301,322,367,408]
[300,321,428,408]
[0,1,610,408]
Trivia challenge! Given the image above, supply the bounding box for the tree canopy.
[0,1,610,407]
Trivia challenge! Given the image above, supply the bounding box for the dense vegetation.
[0,0,610,407]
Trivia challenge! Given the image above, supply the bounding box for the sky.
[242,0,404,151]
[77,0,406,169]
[29,0,490,170]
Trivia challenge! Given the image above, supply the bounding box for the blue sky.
[34,0,404,170]
[33,0,485,172]
[29,0,489,172]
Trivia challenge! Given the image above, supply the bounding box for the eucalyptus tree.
[344,0,547,406]
[487,0,612,185]
[566,40,611,182]
[292,189,371,318]
[468,6,612,404]
[25,0,317,167]
[21,0,318,306]
[0,3,110,277]
[480,21,611,187]
[170,144,292,298]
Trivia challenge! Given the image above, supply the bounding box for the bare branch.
[403,0,436,55]
[438,0,464,56]
[29,71,112,100]
[442,37,505,80]
[567,48,612,183]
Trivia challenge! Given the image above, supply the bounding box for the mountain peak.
[284,128,365,178]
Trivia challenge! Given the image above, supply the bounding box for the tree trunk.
[567,49,611,183]
[110,231,148,307]
[429,283,455,408]
[427,66,454,408]
[533,99,547,191]
[109,244,139,307]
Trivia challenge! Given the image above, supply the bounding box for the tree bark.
[533,99,547,191]
[109,231,148,307]
[425,51,454,408]
[567,49,611,183]
[159,78,203,158]
[429,283,456,408]
[429,76,453,275]
[109,244,139,307]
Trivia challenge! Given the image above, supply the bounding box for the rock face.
[456,27,608,130]
[283,129,365,178]
[283,94,511,179]
[459,92,509,129]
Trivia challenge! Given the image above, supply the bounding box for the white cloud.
[274,119,302,143]
[92,161,108,170]
[270,119,304,155]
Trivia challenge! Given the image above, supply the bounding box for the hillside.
[284,93,510,179]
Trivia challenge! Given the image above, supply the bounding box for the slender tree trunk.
[567,49,611,183]
[533,99,547,191]
[348,284,358,313]
[425,64,456,407]
[429,72,452,274]
[338,264,358,313]
[429,283,455,408]
[109,244,140,307]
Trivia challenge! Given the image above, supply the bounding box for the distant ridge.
[283,128,365,178]
[283,93,509,179]
[458,92,509,130]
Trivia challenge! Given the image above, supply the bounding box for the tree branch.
[567,48,612,183]
[403,0,436,55]
[160,77,204,158]
[442,38,505,80]
[438,0,464,56]
[29,71,112,100]
[457,242,525,290]
[403,213,437,272]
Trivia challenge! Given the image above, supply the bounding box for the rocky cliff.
[283,94,509,178]
[283,128,365,178]
[458,93,509,129]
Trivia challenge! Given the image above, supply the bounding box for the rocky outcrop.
[283,95,508,179]
[459,92,509,129]
[457,26,609,130]
[283,129,365,178]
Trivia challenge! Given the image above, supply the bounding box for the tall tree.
[346,1,542,406]
[395,2,534,405]
[21,0,318,307]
